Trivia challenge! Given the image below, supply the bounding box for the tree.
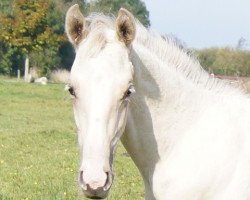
[0,0,151,77]
[0,0,64,76]
[87,0,150,27]
[236,37,247,50]
[46,0,87,71]
[0,0,13,14]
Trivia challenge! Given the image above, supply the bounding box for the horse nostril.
[103,171,113,191]
[79,171,87,190]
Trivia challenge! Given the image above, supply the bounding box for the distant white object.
[17,70,20,80]
[24,56,29,82]
[35,77,48,85]
[26,74,33,83]
[25,67,38,83]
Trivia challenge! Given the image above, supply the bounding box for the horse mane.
[134,22,245,95]
[85,13,244,96]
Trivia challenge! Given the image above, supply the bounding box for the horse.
[65,4,250,200]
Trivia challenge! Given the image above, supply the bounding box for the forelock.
[86,13,115,31]
[79,14,116,58]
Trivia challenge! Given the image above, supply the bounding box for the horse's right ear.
[65,4,88,47]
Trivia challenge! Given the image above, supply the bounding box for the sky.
[142,0,250,49]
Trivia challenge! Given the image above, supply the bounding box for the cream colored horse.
[65,4,250,200]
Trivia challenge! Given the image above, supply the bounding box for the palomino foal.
[65,4,250,200]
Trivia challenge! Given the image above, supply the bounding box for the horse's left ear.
[116,8,136,46]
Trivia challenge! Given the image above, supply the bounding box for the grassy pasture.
[0,77,143,200]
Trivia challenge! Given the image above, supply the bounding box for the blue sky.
[142,0,250,49]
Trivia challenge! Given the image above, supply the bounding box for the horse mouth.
[85,195,106,199]
[79,171,114,199]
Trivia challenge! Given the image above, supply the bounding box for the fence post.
[17,69,20,80]
[24,56,29,82]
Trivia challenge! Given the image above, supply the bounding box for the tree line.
[196,46,250,77]
[0,0,149,76]
[0,0,249,77]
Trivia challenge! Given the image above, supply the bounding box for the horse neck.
[121,28,247,195]
[121,40,214,188]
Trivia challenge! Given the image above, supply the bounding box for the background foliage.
[196,46,250,77]
[0,0,250,77]
[0,0,65,75]
[87,0,150,27]
[0,0,150,77]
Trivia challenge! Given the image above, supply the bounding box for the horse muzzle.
[79,170,114,199]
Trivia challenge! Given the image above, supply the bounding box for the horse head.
[65,4,136,199]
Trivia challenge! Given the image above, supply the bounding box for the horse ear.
[65,4,88,47]
[116,8,136,46]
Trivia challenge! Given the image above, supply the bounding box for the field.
[215,75,250,93]
[0,77,144,200]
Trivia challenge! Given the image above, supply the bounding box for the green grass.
[0,78,144,200]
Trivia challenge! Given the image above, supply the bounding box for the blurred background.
[0,0,250,80]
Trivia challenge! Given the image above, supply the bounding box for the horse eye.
[127,89,132,96]
[68,87,76,97]
[124,86,135,99]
